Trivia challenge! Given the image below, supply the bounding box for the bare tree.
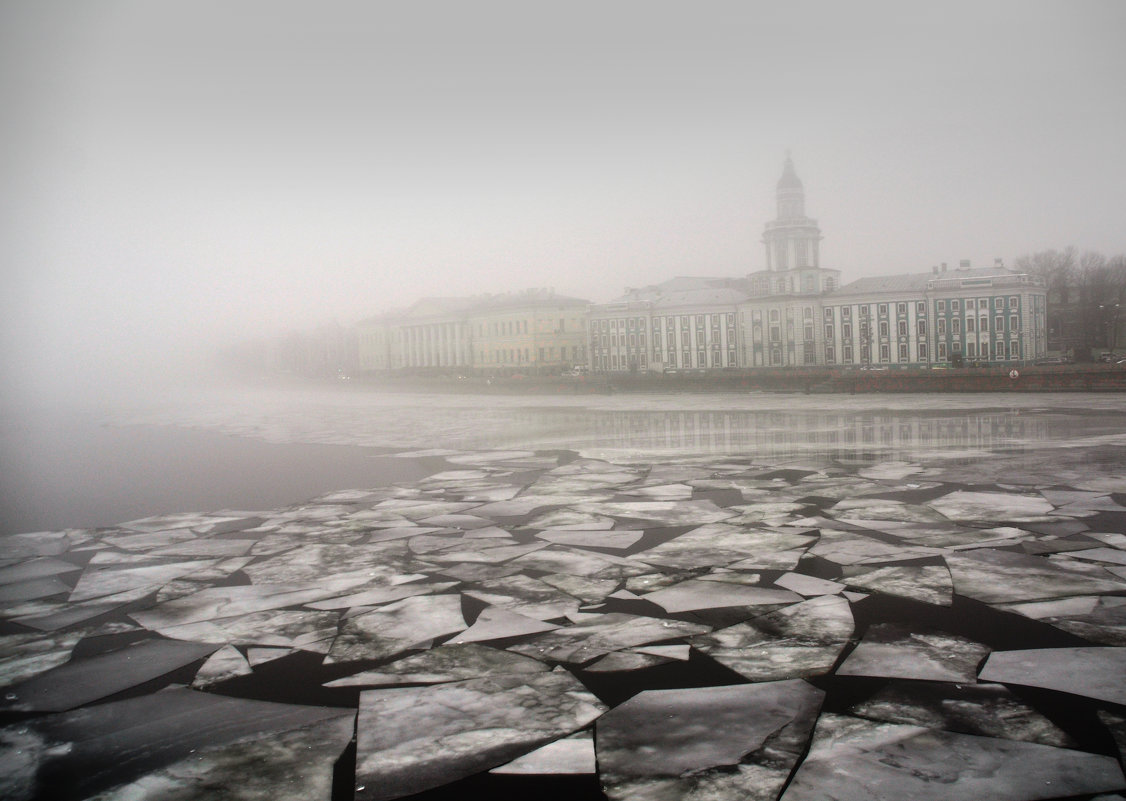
[1015,247,1077,304]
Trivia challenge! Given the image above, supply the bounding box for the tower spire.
[762,154,822,271]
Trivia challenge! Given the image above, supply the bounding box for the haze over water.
[5,382,1125,535]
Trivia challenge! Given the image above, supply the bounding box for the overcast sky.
[2,1,1124,393]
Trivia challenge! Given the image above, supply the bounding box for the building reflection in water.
[489,408,1061,464]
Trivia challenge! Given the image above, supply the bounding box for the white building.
[589,156,1047,372]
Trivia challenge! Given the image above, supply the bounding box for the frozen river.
[2,384,1125,800]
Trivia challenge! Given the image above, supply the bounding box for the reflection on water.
[113,388,1126,464]
[487,408,1079,463]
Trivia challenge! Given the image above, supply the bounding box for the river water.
[3,382,1125,535]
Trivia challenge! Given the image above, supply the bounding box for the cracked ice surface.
[5,392,1126,800]
[781,714,1125,801]
[355,670,605,800]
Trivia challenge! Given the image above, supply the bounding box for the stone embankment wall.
[355,365,1126,394]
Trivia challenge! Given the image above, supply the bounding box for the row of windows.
[937,297,1020,313]
[596,299,1023,334]
[478,346,584,364]
[936,316,1021,335]
[593,333,648,349]
[593,314,738,332]
[825,301,928,320]
[478,318,578,337]
[594,328,740,349]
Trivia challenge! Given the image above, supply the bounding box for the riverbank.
[346,363,1126,395]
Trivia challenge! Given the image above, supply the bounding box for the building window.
[843,345,853,362]
[805,325,814,341]
[880,344,890,361]
[996,316,1004,331]
[826,345,835,363]
[728,350,736,366]
[878,304,888,316]
[683,350,690,366]
[899,343,909,360]
[842,307,851,319]
[825,324,834,340]
[967,299,975,311]
[917,301,926,315]
[938,342,947,359]
[1011,342,1020,359]
[937,300,946,313]
[967,342,977,358]
[917,320,927,336]
[843,323,852,339]
[918,342,928,360]
[1009,296,1019,308]
[967,317,976,333]
[1010,315,1018,331]
[879,321,889,338]
[898,320,908,337]
[825,308,834,320]
[897,303,907,315]
[952,318,961,334]
[937,318,946,335]
[952,299,961,312]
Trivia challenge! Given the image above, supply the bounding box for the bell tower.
[763,154,822,272]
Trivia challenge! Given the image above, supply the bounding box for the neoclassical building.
[588,157,1047,372]
[356,290,588,374]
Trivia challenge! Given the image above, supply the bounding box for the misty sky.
[2,1,1124,392]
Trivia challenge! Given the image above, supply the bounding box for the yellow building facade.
[357,291,589,374]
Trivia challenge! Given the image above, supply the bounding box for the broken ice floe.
[596,680,824,801]
[4,443,1126,800]
[836,624,990,683]
[355,670,605,800]
[781,713,1125,801]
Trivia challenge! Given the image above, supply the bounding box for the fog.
[2,1,1125,402]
